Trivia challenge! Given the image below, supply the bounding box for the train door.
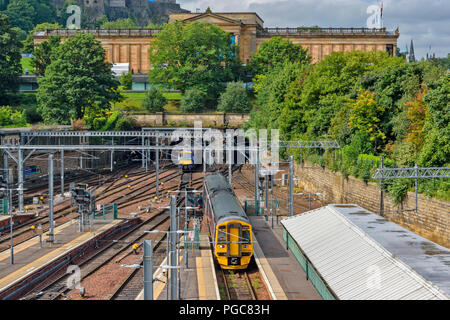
[227,223,241,257]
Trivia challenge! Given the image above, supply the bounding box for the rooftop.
[281,204,450,300]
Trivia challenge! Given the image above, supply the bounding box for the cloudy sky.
[177,0,450,59]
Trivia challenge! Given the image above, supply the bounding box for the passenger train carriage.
[203,173,253,269]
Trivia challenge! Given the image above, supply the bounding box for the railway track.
[109,171,196,300]
[23,169,187,300]
[21,167,233,300]
[0,164,177,251]
[233,170,310,212]
[221,269,257,300]
[27,208,171,300]
[10,164,132,207]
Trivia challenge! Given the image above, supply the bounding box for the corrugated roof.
[281,205,449,300]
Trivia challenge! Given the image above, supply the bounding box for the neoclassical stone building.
[34,9,400,74]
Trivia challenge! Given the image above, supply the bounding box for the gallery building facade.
[34,9,400,75]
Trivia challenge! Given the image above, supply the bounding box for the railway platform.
[136,234,220,300]
[0,218,131,300]
[249,215,322,300]
[0,214,35,231]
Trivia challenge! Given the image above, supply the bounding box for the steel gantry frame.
[254,140,341,217]
[262,140,341,169]
[372,166,450,179]
[3,129,341,218]
[372,163,450,214]
[0,142,259,213]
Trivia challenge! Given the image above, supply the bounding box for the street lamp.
[1,186,22,265]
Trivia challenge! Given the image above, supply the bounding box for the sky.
[177,0,450,59]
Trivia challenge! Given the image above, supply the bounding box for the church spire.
[409,39,416,63]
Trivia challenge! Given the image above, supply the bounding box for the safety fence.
[92,203,118,220]
[244,199,280,216]
[0,199,7,215]
[184,223,200,249]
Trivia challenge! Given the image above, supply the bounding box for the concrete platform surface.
[249,216,322,300]
[0,219,121,294]
[136,234,219,300]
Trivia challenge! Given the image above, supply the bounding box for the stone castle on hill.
[53,0,188,25]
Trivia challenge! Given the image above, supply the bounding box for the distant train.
[203,173,253,269]
[178,150,194,172]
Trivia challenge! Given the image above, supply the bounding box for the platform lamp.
[0,185,22,265]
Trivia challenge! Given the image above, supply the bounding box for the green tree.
[217,81,251,113]
[180,88,206,113]
[249,37,311,75]
[28,0,56,25]
[119,71,132,90]
[0,0,9,10]
[94,15,108,28]
[101,18,138,29]
[22,22,62,53]
[246,61,309,134]
[289,51,404,140]
[405,84,428,154]
[144,23,163,29]
[348,90,386,149]
[0,106,29,127]
[36,33,121,124]
[148,21,241,104]
[0,13,22,105]
[3,0,35,32]
[142,87,167,112]
[418,73,450,167]
[31,35,61,75]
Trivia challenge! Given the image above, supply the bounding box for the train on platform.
[203,173,253,269]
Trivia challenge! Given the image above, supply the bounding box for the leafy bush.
[217,81,252,113]
[71,119,86,130]
[0,106,29,127]
[180,88,206,113]
[142,87,167,112]
[387,180,410,205]
[119,72,132,90]
[114,116,135,131]
[92,117,107,130]
[100,111,120,131]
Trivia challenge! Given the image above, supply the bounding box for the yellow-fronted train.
[203,173,253,269]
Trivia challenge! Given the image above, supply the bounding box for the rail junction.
[0,128,448,301]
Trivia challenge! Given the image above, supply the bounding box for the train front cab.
[179,151,194,171]
[215,219,253,270]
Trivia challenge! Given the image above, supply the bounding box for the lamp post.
[146,229,188,300]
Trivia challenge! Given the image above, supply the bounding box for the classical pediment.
[182,13,243,26]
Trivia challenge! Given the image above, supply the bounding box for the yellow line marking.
[196,257,206,300]
[0,222,118,293]
[0,220,75,263]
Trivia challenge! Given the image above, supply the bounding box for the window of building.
[386,44,394,56]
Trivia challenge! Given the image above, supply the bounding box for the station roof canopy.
[281,204,450,300]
